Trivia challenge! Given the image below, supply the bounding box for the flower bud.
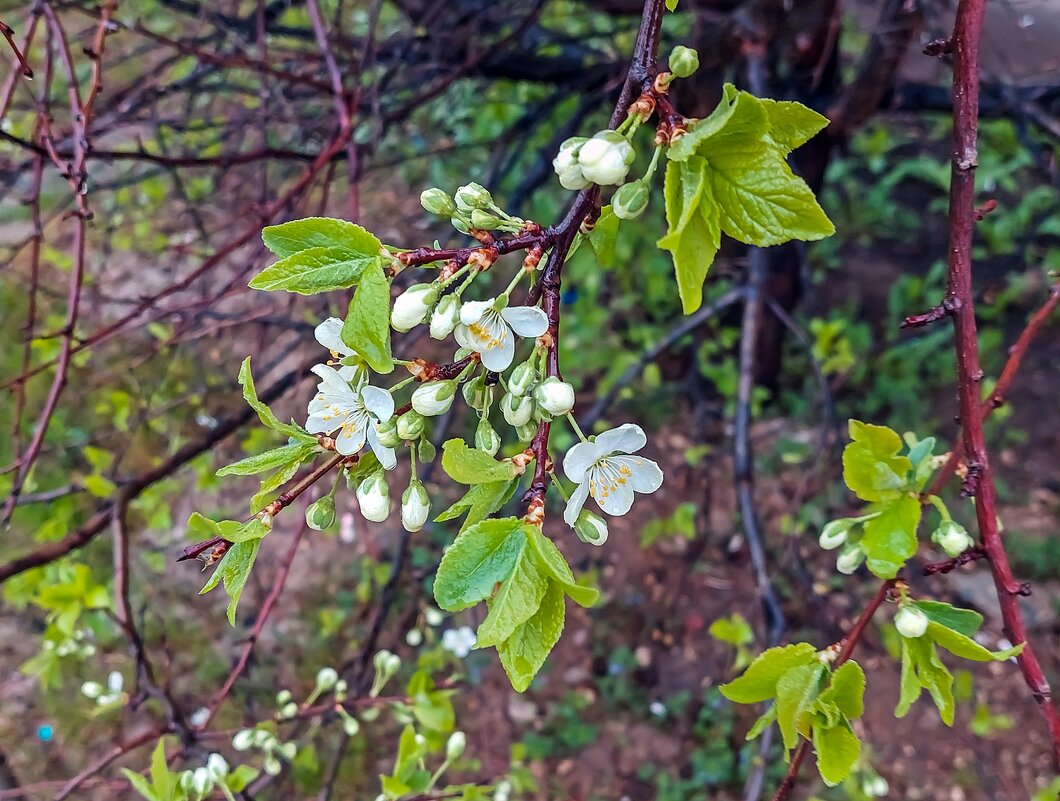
[454,182,493,212]
[470,209,505,230]
[578,130,635,186]
[279,702,298,719]
[406,628,423,647]
[180,771,197,793]
[396,409,426,441]
[316,666,339,691]
[430,294,461,340]
[412,380,457,417]
[401,480,430,532]
[375,417,401,449]
[232,729,255,751]
[574,509,609,546]
[475,416,501,456]
[392,284,439,333]
[612,180,650,220]
[343,715,361,737]
[668,45,700,78]
[357,473,391,522]
[192,767,212,795]
[934,519,974,558]
[501,393,534,427]
[507,362,536,397]
[818,519,851,551]
[420,187,456,217]
[894,606,929,639]
[533,377,576,416]
[553,137,590,190]
[835,545,864,575]
[515,422,537,442]
[461,375,487,409]
[446,731,467,760]
[305,495,336,531]
[263,755,282,776]
[81,681,103,699]
[276,689,292,706]
[206,753,229,781]
[279,742,297,761]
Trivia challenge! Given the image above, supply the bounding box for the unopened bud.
[835,545,864,575]
[454,182,493,212]
[430,294,461,340]
[578,130,635,186]
[515,422,537,442]
[446,731,467,760]
[934,520,974,558]
[533,377,576,416]
[401,480,430,532]
[392,284,439,333]
[668,45,700,78]
[475,417,501,456]
[357,472,391,522]
[396,409,426,441]
[894,606,929,639]
[501,393,534,427]
[463,376,490,411]
[316,666,339,691]
[507,362,536,397]
[612,180,650,220]
[553,137,590,190]
[470,209,505,230]
[305,495,337,531]
[574,509,609,546]
[420,187,456,217]
[412,380,457,417]
[818,519,851,550]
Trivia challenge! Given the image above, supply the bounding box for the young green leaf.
[775,663,826,751]
[927,621,1025,662]
[434,518,524,611]
[913,599,983,637]
[860,495,920,578]
[526,526,600,608]
[434,480,518,532]
[842,419,912,502]
[667,84,738,162]
[237,358,314,441]
[657,158,721,314]
[745,703,778,741]
[898,635,955,725]
[251,454,306,511]
[588,206,620,269]
[811,719,860,787]
[474,540,549,648]
[249,246,383,294]
[815,661,866,720]
[720,643,819,703]
[497,580,565,692]
[341,262,394,373]
[441,439,519,485]
[262,217,381,258]
[200,538,261,625]
[217,442,315,477]
[760,98,829,154]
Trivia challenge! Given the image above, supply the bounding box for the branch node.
[923,38,953,57]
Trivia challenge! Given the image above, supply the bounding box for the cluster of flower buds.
[232,727,296,776]
[370,649,402,697]
[45,629,95,659]
[420,183,525,235]
[178,754,229,801]
[441,626,477,659]
[553,131,635,189]
[818,517,866,574]
[81,671,125,707]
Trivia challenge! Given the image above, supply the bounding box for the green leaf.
[200,539,261,625]
[914,599,983,638]
[249,246,383,295]
[812,719,860,787]
[149,737,172,796]
[475,537,549,649]
[927,621,1025,662]
[720,643,818,703]
[341,262,394,373]
[217,442,315,476]
[434,480,518,532]
[120,770,159,801]
[262,217,381,258]
[433,518,525,611]
[441,439,518,484]
[667,84,738,162]
[760,98,829,153]
[526,526,600,608]
[816,661,865,720]
[842,419,912,502]
[895,638,921,718]
[665,0,678,10]
[238,358,313,441]
[588,206,620,269]
[224,765,259,793]
[861,496,920,578]
[252,455,306,512]
[776,663,826,751]
[702,141,834,247]
[657,158,721,314]
[899,636,955,725]
[498,580,565,692]
[709,613,754,646]
[745,704,777,741]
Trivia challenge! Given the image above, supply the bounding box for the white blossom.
[562,423,663,526]
[577,130,634,186]
[411,381,457,416]
[533,377,575,416]
[306,365,396,469]
[401,480,430,532]
[441,626,477,658]
[455,299,548,372]
[430,294,461,339]
[894,606,929,639]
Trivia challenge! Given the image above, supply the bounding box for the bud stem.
[566,412,588,443]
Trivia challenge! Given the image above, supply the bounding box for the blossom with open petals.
[455,299,548,372]
[562,423,663,526]
[306,365,396,468]
[314,317,364,382]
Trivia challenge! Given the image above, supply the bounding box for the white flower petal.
[594,423,646,456]
[368,426,398,470]
[454,324,473,350]
[359,385,394,422]
[563,481,590,527]
[501,305,548,338]
[460,299,493,326]
[314,318,347,355]
[306,415,337,435]
[589,464,635,516]
[614,455,663,493]
[479,329,515,372]
[562,440,604,483]
[334,422,367,455]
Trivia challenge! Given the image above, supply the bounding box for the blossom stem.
[389,377,415,394]
[439,263,471,289]
[503,266,527,296]
[926,494,951,521]
[548,472,571,502]
[644,144,664,182]
[565,412,588,442]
